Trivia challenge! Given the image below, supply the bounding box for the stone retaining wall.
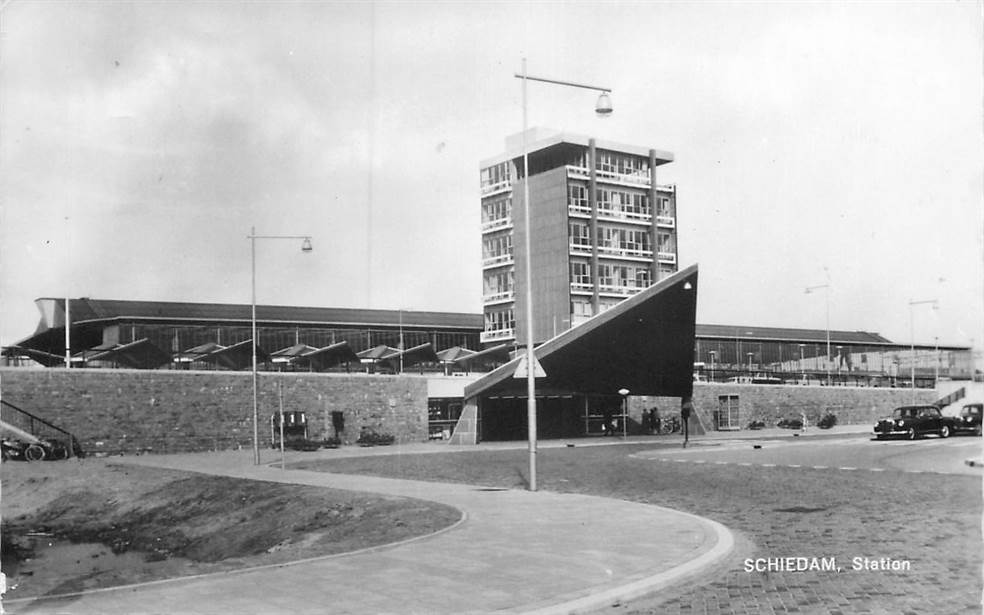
[0,368,428,456]
[638,383,939,432]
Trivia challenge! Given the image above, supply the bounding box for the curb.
[521,511,735,615]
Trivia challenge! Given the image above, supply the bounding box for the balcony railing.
[567,165,652,188]
[657,251,677,264]
[569,203,672,227]
[481,180,512,196]
[568,242,592,255]
[482,290,515,305]
[481,328,515,343]
[597,245,653,260]
[481,216,512,233]
[482,253,514,268]
[570,281,594,293]
[598,284,646,296]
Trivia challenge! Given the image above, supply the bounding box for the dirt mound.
[1,458,460,599]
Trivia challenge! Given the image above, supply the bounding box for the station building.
[0,129,975,448]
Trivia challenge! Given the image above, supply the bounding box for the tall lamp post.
[515,58,612,492]
[618,388,629,439]
[805,283,831,385]
[908,298,938,403]
[249,227,313,465]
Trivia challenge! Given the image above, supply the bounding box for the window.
[571,300,593,317]
[482,197,511,225]
[657,231,675,253]
[484,271,513,295]
[568,184,588,210]
[570,261,592,286]
[485,308,515,332]
[480,162,512,191]
[483,234,513,260]
[569,221,591,248]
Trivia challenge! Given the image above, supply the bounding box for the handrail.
[1,399,82,457]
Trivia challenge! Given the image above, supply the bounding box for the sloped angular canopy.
[357,345,401,362]
[465,265,699,401]
[270,343,320,364]
[1,346,65,367]
[174,342,225,364]
[293,341,359,371]
[392,342,439,368]
[436,346,477,363]
[199,339,268,370]
[453,343,513,371]
[87,338,172,369]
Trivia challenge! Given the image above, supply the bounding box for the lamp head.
[618,388,629,396]
[301,238,313,253]
[595,91,613,117]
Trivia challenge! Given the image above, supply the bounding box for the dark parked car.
[873,405,960,440]
[952,403,982,436]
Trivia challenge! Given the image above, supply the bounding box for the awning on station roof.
[392,343,439,368]
[270,343,320,365]
[173,342,225,364]
[199,339,268,370]
[1,346,66,367]
[452,343,513,371]
[87,338,172,369]
[465,264,699,401]
[293,341,359,371]
[436,346,477,363]
[357,345,401,362]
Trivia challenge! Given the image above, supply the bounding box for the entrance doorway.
[715,395,740,430]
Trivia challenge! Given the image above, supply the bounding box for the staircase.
[1,399,84,459]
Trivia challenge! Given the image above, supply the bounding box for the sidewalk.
[7,448,734,615]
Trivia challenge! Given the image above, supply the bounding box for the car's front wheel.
[24,444,46,462]
[939,425,950,438]
[907,427,917,440]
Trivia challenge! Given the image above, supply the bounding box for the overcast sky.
[1,1,982,353]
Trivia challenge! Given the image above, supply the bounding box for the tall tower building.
[479,129,677,346]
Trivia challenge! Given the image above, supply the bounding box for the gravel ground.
[291,443,983,615]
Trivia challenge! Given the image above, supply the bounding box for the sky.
[1,1,982,354]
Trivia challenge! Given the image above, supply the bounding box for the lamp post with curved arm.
[514,59,612,492]
[249,228,313,466]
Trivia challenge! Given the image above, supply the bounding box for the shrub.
[776,417,803,429]
[356,428,395,447]
[817,413,838,429]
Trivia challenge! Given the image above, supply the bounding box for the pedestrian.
[653,408,662,434]
[603,408,613,436]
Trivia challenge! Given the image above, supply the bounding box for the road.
[635,432,983,476]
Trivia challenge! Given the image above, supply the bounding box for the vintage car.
[873,405,960,440]
[952,402,982,436]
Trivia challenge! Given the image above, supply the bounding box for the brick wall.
[0,368,428,456]
[636,383,939,432]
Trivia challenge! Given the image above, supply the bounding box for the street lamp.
[805,283,831,385]
[515,58,612,492]
[908,298,938,403]
[249,227,313,466]
[798,344,806,380]
[618,388,629,439]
